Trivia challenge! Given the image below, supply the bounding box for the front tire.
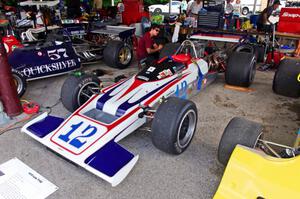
[103,40,133,69]
[61,74,101,112]
[12,69,27,98]
[151,97,198,154]
[218,117,262,165]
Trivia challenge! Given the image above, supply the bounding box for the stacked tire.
[273,58,300,98]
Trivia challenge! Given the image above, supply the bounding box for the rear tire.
[61,74,101,112]
[151,97,198,154]
[159,43,181,60]
[273,59,300,98]
[103,40,133,69]
[225,51,256,87]
[12,69,27,98]
[218,117,263,165]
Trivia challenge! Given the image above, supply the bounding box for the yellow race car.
[214,117,300,199]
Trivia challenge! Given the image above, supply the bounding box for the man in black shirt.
[257,0,281,32]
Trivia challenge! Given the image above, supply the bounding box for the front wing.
[21,112,138,186]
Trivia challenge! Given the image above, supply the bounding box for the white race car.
[22,39,255,186]
[149,1,181,14]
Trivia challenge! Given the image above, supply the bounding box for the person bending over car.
[137,24,163,66]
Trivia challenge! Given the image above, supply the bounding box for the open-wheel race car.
[21,40,215,186]
[214,117,300,198]
[21,38,257,186]
[62,22,135,69]
[1,0,136,98]
[4,21,135,98]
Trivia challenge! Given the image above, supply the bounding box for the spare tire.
[103,40,133,69]
[61,74,101,112]
[273,59,300,98]
[159,43,181,60]
[225,51,256,87]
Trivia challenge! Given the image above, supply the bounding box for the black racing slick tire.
[273,59,300,98]
[218,117,263,166]
[61,74,101,112]
[151,97,198,155]
[103,40,133,69]
[12,69,27,98]
[159,43,181,60]
[225,51,256,87]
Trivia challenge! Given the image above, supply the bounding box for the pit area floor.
[1,60,299,199]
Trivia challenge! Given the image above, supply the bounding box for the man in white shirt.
[187,0,203,18]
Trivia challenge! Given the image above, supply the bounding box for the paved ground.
[0,61,299,199]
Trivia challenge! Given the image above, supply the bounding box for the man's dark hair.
[150,24,160,30]
[273,0,281,5]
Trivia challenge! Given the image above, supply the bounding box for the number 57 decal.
[58,121,97,149]
[47,48,68,60]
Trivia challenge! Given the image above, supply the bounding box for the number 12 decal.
[58,121,97,149]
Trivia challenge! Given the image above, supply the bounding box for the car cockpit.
[137,40,199,81]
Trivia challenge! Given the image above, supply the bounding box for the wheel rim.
[77,82,100,107]
[118,46,132,65]
[12,74,23,96]
[177,109,197,148]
